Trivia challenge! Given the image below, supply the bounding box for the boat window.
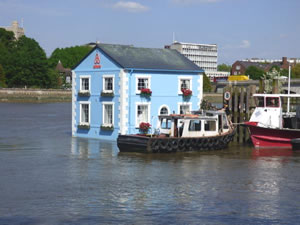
[161,118,171,129]
[266,97,279,107]
[256,97,264,107]
[189,120,201,131]
[205,120,216,131]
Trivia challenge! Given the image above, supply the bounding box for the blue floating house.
[72,43,204,140]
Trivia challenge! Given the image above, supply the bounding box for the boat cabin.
[158,110,230,138]
[250,94,300,129]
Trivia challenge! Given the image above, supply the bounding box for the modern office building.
[0,21,25,40]
[165,41,229,81]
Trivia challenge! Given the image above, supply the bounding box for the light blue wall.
[74,48,121,140]
[73,47,202,140]
[127,70,201,134]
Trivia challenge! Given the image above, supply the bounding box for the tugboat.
[117,110,236,153]
[244,93,300,148]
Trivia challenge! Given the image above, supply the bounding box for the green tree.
[0,28,15,48]
[0,64,7,87]
[261,69,284,94]
[7,36,49,88]
[292,64,300,78]
[203,73,212,92]
[217,63,231,72]
[0,28,15,80]
[48,45,91,69]
[46,68,61,88]
[245,66,265,80]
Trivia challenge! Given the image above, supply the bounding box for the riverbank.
[0,88,71,103]
[203,93,223,104]
[0,89,222,104]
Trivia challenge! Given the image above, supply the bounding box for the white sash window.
[80,102,90,125]
[102,102,114,126]
[136,103,151,127]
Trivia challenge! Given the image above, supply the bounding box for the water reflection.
[252,148,293,158]
[71,137,119,159]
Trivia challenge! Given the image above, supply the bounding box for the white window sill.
[102,90,114,93]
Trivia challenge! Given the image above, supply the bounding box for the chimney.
[282,57,288,64]
[282,57,289,69]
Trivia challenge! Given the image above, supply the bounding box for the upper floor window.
[236,65,241,70]
[136,75,151,93]
[103,75,114,93]
[178,76,192,94]
[80,75,90,92]
[181,79,190,89]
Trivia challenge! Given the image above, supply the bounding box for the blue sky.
[0,0,299,64]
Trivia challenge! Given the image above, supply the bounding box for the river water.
[0,103,300,225]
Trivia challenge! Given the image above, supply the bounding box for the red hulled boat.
[244,94,300,148]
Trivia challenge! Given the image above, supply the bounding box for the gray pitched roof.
[238,61,268,70]
[96,43,202,72]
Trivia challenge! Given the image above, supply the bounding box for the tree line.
[0,28,91,88]
[217,63,300,80]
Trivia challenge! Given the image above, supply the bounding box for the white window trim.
[178,102,192,114]
[79,101,91,125]
[102,102,114,126]
[158,105,170,115]
[178,76,193,94]
[135,75,151,94]
[102,74,115,93]
[135,102,151,128]
[79,75,91,92]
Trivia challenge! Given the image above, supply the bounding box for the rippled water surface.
[0,103,300,224]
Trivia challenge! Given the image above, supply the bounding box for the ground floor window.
[80,102,90,124]
[159,105,169,115]
[178,103,191,114]
[136,103,150,127]
[102,102,114,126]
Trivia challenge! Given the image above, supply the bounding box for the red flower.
[181,88,192,97]
[139,122,151,132]
[140,88,152,95]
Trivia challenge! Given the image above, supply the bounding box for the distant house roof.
[55,60,72,77]
[237,61,268,70]
[236,60,288,71]
[75,43,203,72]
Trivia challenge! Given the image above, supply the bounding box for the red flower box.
[140,88,152,97]
[139,122,151,134]
[181,88,192,97]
